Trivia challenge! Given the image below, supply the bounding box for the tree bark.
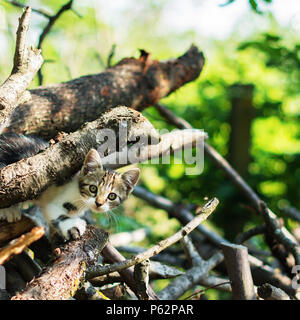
[0,106,158,209]
[0,7,43,128]
[221,243,256,300]
[12,225,109,300]
[3,45,204,140]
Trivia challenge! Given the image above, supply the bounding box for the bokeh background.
[1,0,300,299]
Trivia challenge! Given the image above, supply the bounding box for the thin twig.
[235,225,266,244]
[37,0,77,84]
[107,44,116,68]
[86,198,219,279]
[184,281,231,300]
[0,6,43,126]
[153,103,300,274]
[100,244,158,300]
[6,0,52,19]
[157,251,224,300]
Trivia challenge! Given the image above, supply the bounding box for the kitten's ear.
[81,149,103,175]
[121,168,140,189]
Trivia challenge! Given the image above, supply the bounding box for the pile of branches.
[0,5,299,301]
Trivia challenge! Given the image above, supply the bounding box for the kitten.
[0,134,140,240]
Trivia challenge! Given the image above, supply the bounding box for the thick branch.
[0,106,158,208]
[3,45,204,139]
[221,243,256,300]
[0,7,43,126]
[12,225,109,300]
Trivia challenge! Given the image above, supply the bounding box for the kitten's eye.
[108,192,117,201]
[89,185,98,193]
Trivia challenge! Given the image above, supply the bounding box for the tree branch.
[3,45,204,139]
[0,7,43,127]
[157,251,224,300]
[0,106,158,209]
[86,198,218,279]
[257,283,290,300]
[221,243,256,300]
[153,103,300,276]
[12,225,109,300]
[133,185,298,296]
[0,226,44,265]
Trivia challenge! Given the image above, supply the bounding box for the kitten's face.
[78,149,140,213]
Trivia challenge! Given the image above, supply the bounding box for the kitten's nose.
[95,201,102,208]
[95,198,105,207]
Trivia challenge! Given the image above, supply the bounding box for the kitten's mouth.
[92,203,109,213]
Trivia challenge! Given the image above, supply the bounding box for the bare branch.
[86,198,219,279]
[99,244,158,300]
[133,186,298,296]
[180,235,202,266]
[235,225,266,244]
[153,103,300,277]
[257,283,291,300]
[3,46,205,140]
[12,226,109,300]
[0,7,43,127]
[5,1,52,19]
[221,243,256,300]
[157,251,224,300]
[134,259,151,300]
[37,0,78,84]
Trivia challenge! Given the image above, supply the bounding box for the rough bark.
[0,7,43,127]
[12,225,109,300]
[3,45,205,139]
[0,106,158,209]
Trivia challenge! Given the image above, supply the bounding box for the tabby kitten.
[0,134,140,240]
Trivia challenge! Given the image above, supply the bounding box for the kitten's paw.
[58,218,87,240]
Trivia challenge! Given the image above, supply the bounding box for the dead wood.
[133,185,298,296]
[3,45,204,140]
[86,198,218,279]
[0,7,43,127]
[99,243,158,300]
[0,217,35,247]
[11,225,109,300]
[0,106,158,209]
[221,243,256,300]
[257,283,291,300]
[157,251,224,300]
[0,226,44,265]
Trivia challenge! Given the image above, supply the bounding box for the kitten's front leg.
[57,217,87,240]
